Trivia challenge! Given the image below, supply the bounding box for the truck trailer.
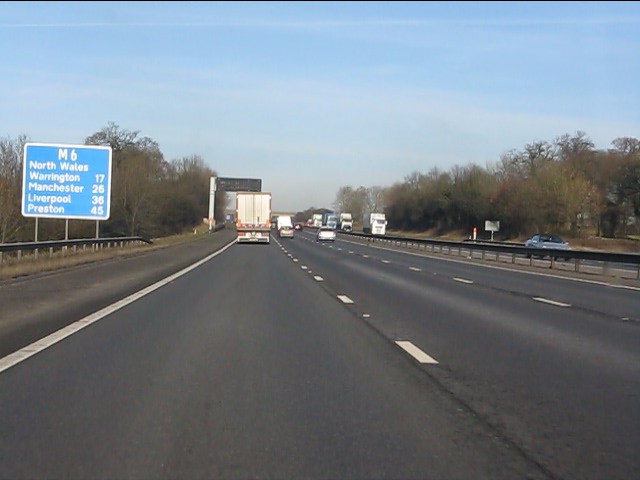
[236,192,272,244]
[363,212,387,235]
[339,212,353,232]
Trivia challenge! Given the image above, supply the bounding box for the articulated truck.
[339,212,353,232]
[236,192,272,243]
[363,212,387,235]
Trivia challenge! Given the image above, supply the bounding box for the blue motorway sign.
[22,143,112,220]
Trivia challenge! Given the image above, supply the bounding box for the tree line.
[0,122,227,243]
[334,131,640,239]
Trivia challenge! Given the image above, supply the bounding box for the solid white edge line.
[533,297,571,308]
[337,295,354,304]
[0,238,238,375]
[395,341,439,364]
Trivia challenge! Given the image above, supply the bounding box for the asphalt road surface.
[1,229,638,479]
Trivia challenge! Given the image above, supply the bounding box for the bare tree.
[333,185,369,222]
[85,123,170,236]
[367,185,386,212]
[554,131,595,161]
[85,121,140,155]
[0,134,29,242]
[611,137,640,155]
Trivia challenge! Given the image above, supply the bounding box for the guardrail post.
[575,259,581,273]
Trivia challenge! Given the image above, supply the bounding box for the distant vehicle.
[363,212,387,235]
[270,214,278,229]
[312,214,323,228]
[236,192,272,244]
[316,226,336,242]
[338,212,353,232]
[325,213,339,230]
[524,233,570,259]
[294,222,304,230]
[322,211,339,229]
[277,215,294,238]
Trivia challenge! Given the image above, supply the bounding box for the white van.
[277,215,294,238]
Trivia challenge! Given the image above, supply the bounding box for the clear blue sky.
[2,1,639,212]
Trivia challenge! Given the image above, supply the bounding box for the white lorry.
[339,213,353,232]
[363,212,387,235]
[235,192,272,244]
[276,215,294,238]
[312,213,323,228]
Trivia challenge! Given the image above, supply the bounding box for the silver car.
[525,233,570,259]
[316,227,336,242]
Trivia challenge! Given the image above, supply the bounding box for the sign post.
[208,176,262,230]
[22,143,112,238]
[208,177,216,231]
[484,220,500,241]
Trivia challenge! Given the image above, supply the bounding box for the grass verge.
[0,224,218,281]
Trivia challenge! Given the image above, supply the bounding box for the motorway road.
[1,229,638,479]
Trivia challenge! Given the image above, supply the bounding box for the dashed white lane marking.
[362,313,371,318]
[337,248,343,251]
[301,265,308,270]
[293,258,299,262]
[533,297,571,308]
[349,251,354,254]
[337,295,354,304]
[409,267,422,272]
[0,238,239,375]
[395,341,439,364]
[363,255,369,258]
[314,276,324,281]
[382,260,390,264]
[453,277,474,284]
